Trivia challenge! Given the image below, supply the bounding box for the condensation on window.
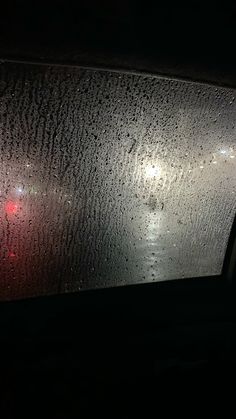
[0,62,235,300]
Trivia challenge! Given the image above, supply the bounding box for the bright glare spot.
[145,165,161,179]
[5,201,18,215]
[212,161,217,164]
[26,163,30,168]
[218,148,233,157]
[16,187,23,194]
[199,165,204,169]
[230,155,235,159]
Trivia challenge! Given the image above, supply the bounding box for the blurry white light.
[199,165,204,169]
[212,161,217,164]
[230,155,235,159]
[145,165,161,179]
[26,163,30,168]
[16,187,23,194]
[220,149,227,155]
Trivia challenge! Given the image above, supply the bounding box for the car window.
[0,63,235,300]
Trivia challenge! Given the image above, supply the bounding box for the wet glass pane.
[0,62,235,300]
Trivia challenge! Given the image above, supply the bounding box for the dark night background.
[0,2,236,87]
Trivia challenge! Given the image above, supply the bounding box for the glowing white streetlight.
[219,149,227,155]
[145,165,161,179]
[16,187,24,194]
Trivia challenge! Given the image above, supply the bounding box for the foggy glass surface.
[0,62,235,300]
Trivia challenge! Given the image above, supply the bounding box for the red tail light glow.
[5,201,18,215]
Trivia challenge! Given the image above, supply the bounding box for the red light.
[9,251,16,258]
[5,201,18,215]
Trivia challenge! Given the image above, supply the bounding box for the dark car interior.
[1,2,236,417]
